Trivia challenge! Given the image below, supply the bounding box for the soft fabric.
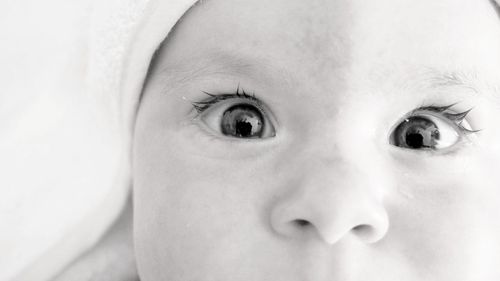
[0,0,197,280]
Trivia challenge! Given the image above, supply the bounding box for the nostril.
[294,219,311,227]
[352,224,373,235]
[352,224,381,243]
[352,224,369,231]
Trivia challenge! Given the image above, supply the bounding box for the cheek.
[386,147,500,278]
[133,128,292,279]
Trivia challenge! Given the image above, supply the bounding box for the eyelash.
[410,103,477,135]
[191,86,263,114]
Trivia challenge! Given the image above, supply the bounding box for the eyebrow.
[156,50,289,91]
[423,70,480,93]
[408,68,500,105]
[152,49,313,100]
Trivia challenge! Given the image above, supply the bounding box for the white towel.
[0,0,197,280]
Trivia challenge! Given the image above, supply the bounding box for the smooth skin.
[134,0,500,280]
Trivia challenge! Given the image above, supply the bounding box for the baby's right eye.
[191,88,276,139]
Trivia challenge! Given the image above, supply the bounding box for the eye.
[192,89,276,139]
[389,106,475,150]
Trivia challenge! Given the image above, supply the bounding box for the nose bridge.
[301,155,385,219]
[301,100,376,169]
[302,132,376,185]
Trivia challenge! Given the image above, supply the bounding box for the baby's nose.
[269,159,389,245]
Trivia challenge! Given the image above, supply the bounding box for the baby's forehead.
[158,0,500,102]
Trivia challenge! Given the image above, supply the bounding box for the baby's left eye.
[389,106,474,150]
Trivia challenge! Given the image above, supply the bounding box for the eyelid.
[408,104,476,134]
[191,89,262,114]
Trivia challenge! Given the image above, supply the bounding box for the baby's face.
[133,0,500,280]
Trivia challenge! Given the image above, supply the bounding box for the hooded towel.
[0,0,197,280]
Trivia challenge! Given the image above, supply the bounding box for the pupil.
[391,116,441,149]
[235,120,253,137]
[405,133,424,148]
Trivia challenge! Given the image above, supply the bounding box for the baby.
[62,0,500,280]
